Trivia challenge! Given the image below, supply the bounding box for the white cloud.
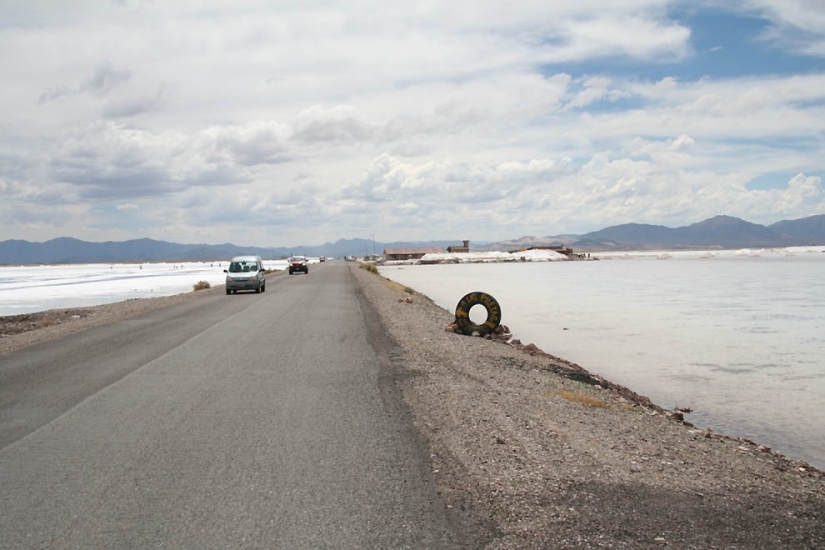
[551,14,691,63]
[292,105,374,143]
[745,0,825,55]
[1,1,824,246]
[775,173,823,212]
[204,121,292,167]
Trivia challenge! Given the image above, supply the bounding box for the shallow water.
[381,249,825,469]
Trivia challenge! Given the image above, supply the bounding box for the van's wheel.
[262,283,266,292]
[226,288,231,295]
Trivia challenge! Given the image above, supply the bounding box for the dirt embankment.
[352,264,824,550]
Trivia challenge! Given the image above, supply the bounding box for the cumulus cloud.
[39,121,261,203]
[564,76,634,110]
[292,105,374,143]
[2,1,825,245]
[624,135,698,169]
[205,121,292,166]
[775,173,823,211]
[342,154,570,232]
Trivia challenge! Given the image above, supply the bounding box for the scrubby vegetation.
[382,278,416,295]
[192,281,211,291]
[359,263,379,274]
[555,388,611,409]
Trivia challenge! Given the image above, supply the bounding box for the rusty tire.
[455,291,501,336]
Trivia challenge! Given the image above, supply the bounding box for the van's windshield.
[229,261,257,273]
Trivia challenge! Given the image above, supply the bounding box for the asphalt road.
[0,263,458,549]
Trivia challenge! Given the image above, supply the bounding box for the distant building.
[447,240,470,253]
[383,247,443,261]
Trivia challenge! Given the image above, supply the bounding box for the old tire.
[454,291,501,336]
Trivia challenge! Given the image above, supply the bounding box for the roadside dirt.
[351,264,825,550]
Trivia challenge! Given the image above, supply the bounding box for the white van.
[224,255,266,294]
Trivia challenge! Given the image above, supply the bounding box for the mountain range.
[491,214,825,252]
[1,215,823,264]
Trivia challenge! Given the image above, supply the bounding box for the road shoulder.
[351,263,825,549]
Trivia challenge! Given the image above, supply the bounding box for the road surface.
[0,263,459,549]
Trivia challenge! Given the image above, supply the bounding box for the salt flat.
[382,246,825,469]
[0,260,289,316]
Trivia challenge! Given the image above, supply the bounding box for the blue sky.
[1,0,824,247]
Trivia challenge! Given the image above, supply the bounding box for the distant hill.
[574,215,784,250]
[0,236,465,265]
[1,215,823,264]
[769,215,825,244]
[490,214,825,252]
[0,238,279,265]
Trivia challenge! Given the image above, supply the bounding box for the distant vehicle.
[319,256,326,262]
[288,256,309,275]
[224,255,266,294]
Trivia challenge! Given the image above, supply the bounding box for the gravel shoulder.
[2,265,822,549]
[351,264,824,550]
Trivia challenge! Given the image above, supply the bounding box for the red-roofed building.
[383,247,443,261]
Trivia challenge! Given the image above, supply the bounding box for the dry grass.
[359,263,379,274]
[383,278,415,295]
[555,389,611,409]
[192,281,211,291]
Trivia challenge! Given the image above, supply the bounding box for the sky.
[1,0,824,247]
